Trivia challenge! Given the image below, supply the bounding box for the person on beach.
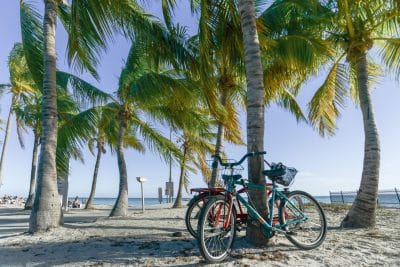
[72,196,80,208]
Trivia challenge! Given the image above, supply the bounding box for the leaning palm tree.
[84,129,106,210]
[172,127,216,208]
[20,0,169,232]
[55,92,102,210]
[186,3,246,187]
[0,43,36,189]
[84,108,146,210]
[14,94,42,209]
[268,0,400,228]
[15,88,102,210]
[104,41,199,217]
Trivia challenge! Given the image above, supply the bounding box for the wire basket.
[205,159,244,186]
[271,163,297,187]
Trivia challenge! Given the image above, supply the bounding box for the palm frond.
[161,0,177,31]
[379,38,400,79]
[20,0,44,88]
[128,72,196,106]
[0,84,11,93]
[123,134,145,152]
[276,88,306,122]
[87,137,97,156]
[56,71,110,107]
[57,106,100,173]
[15,117,26,149]
[308,61,349,136]
[223,101,244,145]
[131,115,182,163]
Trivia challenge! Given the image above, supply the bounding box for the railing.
[329,188,400,208]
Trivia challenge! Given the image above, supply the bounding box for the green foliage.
[264,0,400,136]
[20,0,44,88]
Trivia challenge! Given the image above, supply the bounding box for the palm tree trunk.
[25,133,40,210]
[237,0,268,246]
[29,0,61,232]
[110,113,128,217]
[57,157,69,211]
[0,95,16,189]
[209,90,228,188]
[85,140,102,209]
[341,53,380,228]
[173,146,187,208]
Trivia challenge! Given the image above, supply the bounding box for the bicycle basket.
[266,163,298,186]
[205,159,244,185]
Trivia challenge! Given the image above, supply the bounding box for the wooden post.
[340,191,345,203]
[158,187,163,204]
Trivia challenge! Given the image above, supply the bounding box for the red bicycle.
[185,183,278,238]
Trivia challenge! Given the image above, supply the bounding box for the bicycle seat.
[222,174,242,181]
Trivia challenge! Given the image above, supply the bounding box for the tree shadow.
[0,234,205,266]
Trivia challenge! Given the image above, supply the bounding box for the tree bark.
[57,157,69,211]
[0,95,16,189]
[110,112,129,217]
[237,0,268,246]
[29,0,61,232]
[85,140,103,209]
[173,145,187,208]
[25,133,40,210]
[341,53,380,228]
[209,89,228,188]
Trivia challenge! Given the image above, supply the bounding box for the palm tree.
[14,94,42,209]
[172,117,216,208]
[108,39,201,216]
[14,86,101,211]
[162,3,310,245]
[24,0,61,232]
[269,0,400,228]
[0,43,35,189]
[177,1,307,188]
[186,3,246,188]
[236,0,268,246]
[55,92,102,210]
[84,130,106,210]
[84,108,146,210]
[20,0,175,232]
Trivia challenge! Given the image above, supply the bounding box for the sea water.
[69,197,190,207]
[69,195,399,208]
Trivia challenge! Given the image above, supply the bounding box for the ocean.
[69,197,190,207]
[69,195,399,208]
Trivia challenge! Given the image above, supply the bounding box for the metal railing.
[329,188,400,208]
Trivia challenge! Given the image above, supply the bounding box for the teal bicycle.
[197,151,327,263]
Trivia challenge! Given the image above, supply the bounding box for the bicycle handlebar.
[212,151,266,167]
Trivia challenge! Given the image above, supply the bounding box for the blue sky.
[0,1,399,199]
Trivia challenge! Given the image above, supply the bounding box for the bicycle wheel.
[279,190,327,249]
[197,197,236,263]
[185,194,224,238]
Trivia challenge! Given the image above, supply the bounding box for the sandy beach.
[0,203,399,266]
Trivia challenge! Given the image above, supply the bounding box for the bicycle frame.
[189,184,273,222]
[223,179,309,236]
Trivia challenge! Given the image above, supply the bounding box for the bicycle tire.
[197,196,236,263]
[185,194,224,238]
[279,190,327,249]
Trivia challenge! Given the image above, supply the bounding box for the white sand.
[0,203,399,266]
